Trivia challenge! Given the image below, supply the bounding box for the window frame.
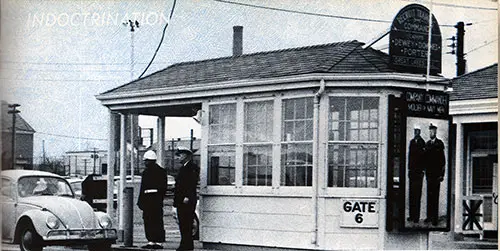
[242,99,274,187]
[280,96,315,188]
[206,101,238,188]
[325,93,383,196]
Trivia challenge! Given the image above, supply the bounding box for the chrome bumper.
[46,228,117,241]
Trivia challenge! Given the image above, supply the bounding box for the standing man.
[407,125,426,223]
[137,150,168,249]
[424,123,446,226]
[174,147,199,251]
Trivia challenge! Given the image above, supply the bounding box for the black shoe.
[432,220,438,226]
[407,217,413,222]
[151,244,163,249]
[141,244,153,249]
[413,219,419,223]
[424,218,432,223]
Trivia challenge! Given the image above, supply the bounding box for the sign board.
[404,89,449,119]
[340,199,379,228]
[389,4,442,74]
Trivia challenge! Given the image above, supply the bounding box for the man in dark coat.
[173,147,199,251]
[137,150,168,249]
[407,125,426,223]
[424,123,446,226]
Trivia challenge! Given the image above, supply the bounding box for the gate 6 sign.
[340,199,379,228]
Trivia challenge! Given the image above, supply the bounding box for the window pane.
[281,143,313,186]
[328,144,378,188]
[243,145,272,186]
[282,98,314,141]
[244,101,273,142]
[208,146,235,185]
[209,104,236,144]
[472,157,493,193]
[329,97,379,142]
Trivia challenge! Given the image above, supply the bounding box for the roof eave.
[97,72,448,101]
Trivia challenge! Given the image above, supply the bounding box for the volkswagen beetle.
[1,170,117,251]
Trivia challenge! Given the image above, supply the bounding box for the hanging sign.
[389,4,442,75]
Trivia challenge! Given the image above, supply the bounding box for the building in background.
[450,63,498,241]
[1,101,35,170]
[65,149,108,176]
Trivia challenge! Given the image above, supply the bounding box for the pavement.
[110,198,217,251]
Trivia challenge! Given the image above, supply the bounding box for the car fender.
[15,209,52,242]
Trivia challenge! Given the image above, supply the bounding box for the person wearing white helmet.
[407,124,426,223]
[137,150,168,249]
[173,146,199,251]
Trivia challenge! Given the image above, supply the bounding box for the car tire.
[19,223,43,251]
[192,214,200,240]
[88,241,112,251]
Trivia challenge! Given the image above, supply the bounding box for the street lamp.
[7,104,20,169]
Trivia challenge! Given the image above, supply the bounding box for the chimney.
[233,26,243,56]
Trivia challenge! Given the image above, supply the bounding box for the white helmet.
[143,150,157,160]
[414,125,421,130]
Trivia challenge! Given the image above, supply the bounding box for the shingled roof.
[101,40,395,95]
[450,64,498,101]
[1,101,35,133]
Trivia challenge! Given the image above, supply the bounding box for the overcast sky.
[1,0,497,159]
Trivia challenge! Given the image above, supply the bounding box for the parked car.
[65,177,84,199]
[171,201,200,240]
[1,170,117,251]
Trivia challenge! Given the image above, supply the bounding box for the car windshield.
[18,176,74,197]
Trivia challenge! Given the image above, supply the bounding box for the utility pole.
[83,159,88,176]
[190,129,194,152]
[171,138,175,171]
[8,104,20,169]
[123,20,139,80]
[91,147,99,174]
[455,21,466,76]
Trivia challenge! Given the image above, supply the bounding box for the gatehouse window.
[208,103,236,185]
[243,101,273,186]
[328,97,379,188]
[281,97,314,186]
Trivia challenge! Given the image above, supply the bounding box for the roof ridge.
[170,40,364,68]
[452,63,498,80]
[99,40,365,96]
[324,42,363,72]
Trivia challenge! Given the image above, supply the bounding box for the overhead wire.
[465,39,498,54]
[36,132,108,141]
[137,0,177,79]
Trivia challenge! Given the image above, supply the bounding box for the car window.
[18,176,74,197]
[1,178,14,199]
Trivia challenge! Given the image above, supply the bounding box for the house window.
[328,97,379,188]
[243,101,273,186]
[208,104,236,185]
[281,98,314,186]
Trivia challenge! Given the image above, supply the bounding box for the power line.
[0,78,125,82]
[138,0,177,78]
[214,0,391,23]
[465,39,498,54]
[36,132,108,141]
[401,0,497,11]
[1,60,170,66]
[0,68,130,73]
[213,0,464,27]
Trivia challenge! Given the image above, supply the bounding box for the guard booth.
[97,4,457,250]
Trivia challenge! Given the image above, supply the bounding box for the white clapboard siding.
[323,233,379,250]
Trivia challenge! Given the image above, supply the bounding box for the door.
[469,153,497,231]
[1,177,17,241]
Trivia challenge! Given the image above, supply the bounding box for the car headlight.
[46,215,60,229]
[98,214,112,229]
